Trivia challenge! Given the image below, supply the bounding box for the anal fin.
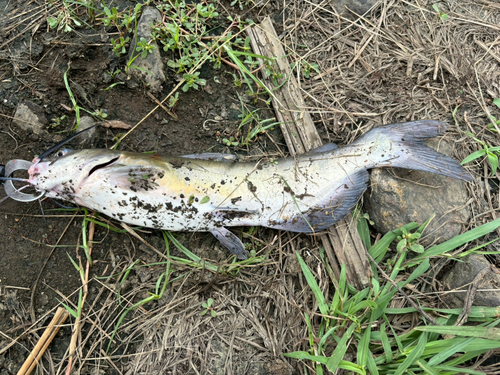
[210,227,248,260]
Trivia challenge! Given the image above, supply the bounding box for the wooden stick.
[247,18,372,288]
[17,307,69,375]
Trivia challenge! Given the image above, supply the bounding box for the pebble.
[12,100,47,135]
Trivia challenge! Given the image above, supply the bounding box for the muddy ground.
[0,0,499,374]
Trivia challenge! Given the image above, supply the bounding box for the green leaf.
[357,323,371,368]
[379,322,393,363]
[296,252,329,316]
[164,231,218,272]
[59,301,78,318]
[200,196,210,204]
[371,277,380,296]
[428,337,475,367]
[385,306,500,318]
[283,353,365,374]
[409,244,425,253]
[487,152,498,175]
[407,218,500,267]
[326,322,357,370]
[369,223,419,261]
[493,97,500,109]
[366,353,379,375]
[47,16,59,28]
[433,364,485,375]
[416,358,439,375]
[397,238,407,252]
[394,332,428,375]
[416,325,500,340]
[461,149,486,165]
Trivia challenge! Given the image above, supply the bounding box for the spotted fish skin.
[27,120,472,259]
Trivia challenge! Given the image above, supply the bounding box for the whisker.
[48,198,75,210]
[0,177,31,183]
[39,198,47,226]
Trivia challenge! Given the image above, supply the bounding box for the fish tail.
[372,120,473,181]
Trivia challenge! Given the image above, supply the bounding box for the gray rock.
[76,116,97,146]
[127,7,165,93]
[441,254,500,308]
[365,139,471,246]
[331,0,377,15]
[12,100,47,134]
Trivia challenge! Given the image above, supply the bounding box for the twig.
[17,307,69,375]
[454,266,491,327]
[146,92,179,121]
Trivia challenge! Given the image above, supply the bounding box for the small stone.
[12,100,48,134]
[220,108,229,119]
[331,0,377,16]
[204,84,214,95]
[365,139,471,246]
[127,7,165,93]
[76,116,97,146]
[441,254,500,308]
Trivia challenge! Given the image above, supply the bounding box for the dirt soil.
[0,0,499,374]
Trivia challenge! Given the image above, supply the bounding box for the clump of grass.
[286,217,500,374]
[461,133,500,176]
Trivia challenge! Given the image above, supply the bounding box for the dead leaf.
[101,120,132,130]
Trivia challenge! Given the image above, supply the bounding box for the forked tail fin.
[372,120,473,181]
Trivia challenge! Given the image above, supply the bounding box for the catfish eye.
[56,149,70,158]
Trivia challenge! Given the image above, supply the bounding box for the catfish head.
[28,149,121,200]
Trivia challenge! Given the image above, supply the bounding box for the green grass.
[285,217,500,374]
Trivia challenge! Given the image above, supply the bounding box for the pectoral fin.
[210,227,248,260]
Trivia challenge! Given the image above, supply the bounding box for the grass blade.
[394,332,427,375]
[164,231,218,272]
[416,325,500,340]
[296,251,329,316]
[407,218,500,267]
[357,323,371,369]
[326,322,357,370]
